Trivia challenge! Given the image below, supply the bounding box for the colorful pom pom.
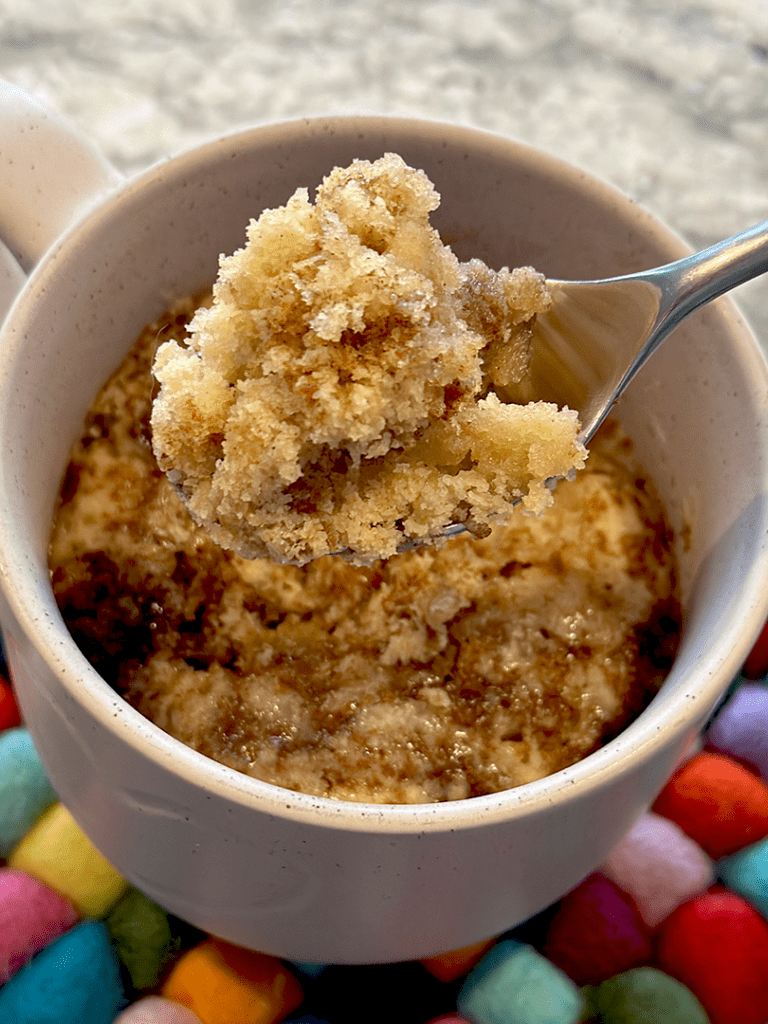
[161,938,303,1024]
[705,682,768,781]
[8,801,129,917]
[0,867,78,984]
[105,887,178,991]
[742,617,768,677]
[718,834,768,919]
[113,995,204,1023]
[542,873,652,986]
[600,812,714,928]
[289,961,327,979]
[652,751,768,859]
[420,937,498,982]
[592,965,710,1023]
[457,939,584,1024]
[0,727,57,858]
[0,673,21,731]
[655,889,768,1024]
[0,919,125,1024]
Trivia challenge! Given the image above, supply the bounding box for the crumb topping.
[50,304,680,805]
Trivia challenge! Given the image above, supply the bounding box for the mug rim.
[2,113,768,834]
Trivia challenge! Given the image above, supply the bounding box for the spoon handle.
[645,219,768,340]
[533,218,768,447]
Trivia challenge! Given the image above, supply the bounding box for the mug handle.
[0,81,122,318]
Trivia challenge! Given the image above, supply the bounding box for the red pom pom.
[656,889,768,1024]
[652,751,768,858]
[743,614,768,677]
[0,675,21,732]
[542,873,652,985]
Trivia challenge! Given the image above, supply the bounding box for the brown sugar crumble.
[149,153,586,566]
[49,302,681,804]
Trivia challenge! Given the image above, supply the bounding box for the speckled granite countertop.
[1,0,767,342]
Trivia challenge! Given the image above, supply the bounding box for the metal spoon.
[524,218,768,445]
[435,219,768,545]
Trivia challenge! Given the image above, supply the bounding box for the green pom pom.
[596,966,709,1023]
[105,888,178,991]
[579,985,600,1022]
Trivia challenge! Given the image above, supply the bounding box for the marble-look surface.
[1,0,767,341]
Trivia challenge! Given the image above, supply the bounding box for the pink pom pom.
[0,867,78,984]
[601,811,715,928]
[112,995,204,1023]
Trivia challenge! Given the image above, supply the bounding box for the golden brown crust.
[50,304,679,805]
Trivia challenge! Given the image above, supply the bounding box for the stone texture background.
[1,0,767,341]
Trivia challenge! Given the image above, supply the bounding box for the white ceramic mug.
[2,82,768,965]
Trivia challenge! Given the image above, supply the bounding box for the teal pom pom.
[719,835,768,918]
[458,938,584,1024]
[0,728,57,858]
[0,919,125,1024]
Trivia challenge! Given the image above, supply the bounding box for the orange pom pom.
[161,938,302,1024]
[419,937,497,982]
[652,751,768,859]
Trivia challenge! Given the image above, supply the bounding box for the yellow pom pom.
[9,802,128,917]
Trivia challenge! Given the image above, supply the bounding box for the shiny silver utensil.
[433,219,768,547]
[526,219,768,444]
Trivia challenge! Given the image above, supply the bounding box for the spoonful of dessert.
[149,153,768,567]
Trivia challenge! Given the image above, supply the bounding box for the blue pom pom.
[719,834,768,918]
[0,727,57,858]
[290,960,327,978]
[457,938,584,1024]
[0,919,126,1024]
